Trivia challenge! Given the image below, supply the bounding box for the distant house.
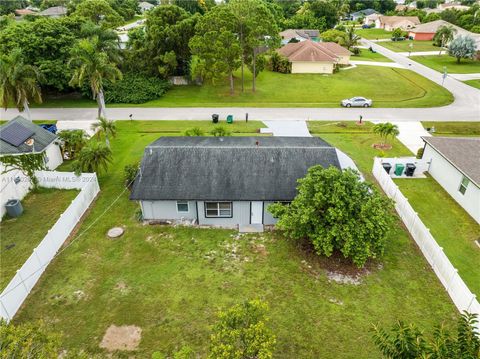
[351,9,378,21]
[279,29,320,45]
[139,1,155,13]
[408,20,476,42]
[14,8,36,16]
[0,116,63,219]
[421,137,480,224]
[130,137,348,228]
[277,40,351,74]
[364,13,381,26]
[375,16,421,31]
[39,6,67,17]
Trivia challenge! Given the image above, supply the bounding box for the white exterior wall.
[263,201,279,225]
[141,200,197,221]
[337,55,350,65]
[291,61,334,74]
[197,201,250,227]
[0,143,62,220]
[423,144,480,224]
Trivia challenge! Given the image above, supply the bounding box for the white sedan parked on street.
[341,97,373,107]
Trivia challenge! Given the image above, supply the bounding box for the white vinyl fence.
[373,158,480,326]
[0,171,100,321]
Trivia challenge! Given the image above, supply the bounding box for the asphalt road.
[1,39,479,122]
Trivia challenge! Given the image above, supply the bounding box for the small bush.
[84,73,170,104]
[351,47,361,55]
[210,126,231,137]
[416,147,424,159]
[124,162,140,188]
[184,127,205,136]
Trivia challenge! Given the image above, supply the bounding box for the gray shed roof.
[422,136,480,186]
[0,116,57,155]
[130,136,341,201]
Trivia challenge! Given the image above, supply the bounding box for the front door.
[251,201,263,224]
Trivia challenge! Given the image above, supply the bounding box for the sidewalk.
[350,61,405,68]
[399,50,445,56]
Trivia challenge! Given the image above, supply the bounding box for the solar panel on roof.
[0,122,35,147]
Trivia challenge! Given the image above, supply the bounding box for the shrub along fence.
[372,158,480,328]
[0,171,100,321]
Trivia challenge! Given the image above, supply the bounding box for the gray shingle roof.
[130,137,341,201]
[422,136,480,186]
[0,116,57,155]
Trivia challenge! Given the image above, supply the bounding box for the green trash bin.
[226,115,233,124]
[394,163,405,176]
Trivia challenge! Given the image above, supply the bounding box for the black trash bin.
[212,114,219,123]
[405,163,416,177]
[5,199,23,217]
[382,162,392,174]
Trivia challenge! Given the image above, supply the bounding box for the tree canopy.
[448,35,478,63]
[269,166,395,268]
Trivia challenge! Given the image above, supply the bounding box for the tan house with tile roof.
[375,16,420,31]
[277,40,351,74]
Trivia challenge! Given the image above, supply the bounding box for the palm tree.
[184,127,205,136]
[91,116,116,146]
[339,26,360,50]
[80,22,121,64]
[58,129,88,160]
[73,141,113,175]
[0,49,43,121]
[373,123,399,147]
[68,37,122,119]
[434,25,457,53]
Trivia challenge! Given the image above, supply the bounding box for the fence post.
[467,295,477,311]
[0,299,11,322]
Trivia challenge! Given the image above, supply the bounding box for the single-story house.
[351,9,378,21]
[375,16,420,31]
[277,40,351,74]
[279,29,320,45]
[139,1,155,13]
[364,13,381,26]
[408,20,475,41]
[39,6,67,17]
[130,136,344,228]
[421,136,480,224]
[0,116,63,219]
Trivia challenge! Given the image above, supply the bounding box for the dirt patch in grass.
[99,325,142,352]
[372,143,392,150]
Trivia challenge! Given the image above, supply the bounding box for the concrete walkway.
[350,61,406,68]
[262,120,311,137]
[449,73,480,81]
[399,50,446,56]
[56,120,96,137]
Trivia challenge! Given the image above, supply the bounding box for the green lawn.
[351,48,392,62]
[464,79,480,89]
[421,121,480,136]
[379,40,441,53]
[395,177,480,297]
[13,121,457,358]
[412,55,480,74]
[37,68,453,108]
[357,28,393,40]
[0,188,79,290]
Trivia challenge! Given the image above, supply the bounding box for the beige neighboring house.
[279,29,320,45]
[408,20,473,41]
[375,16,420,31]
[39,6,67,17]
[277,40,351,74]
[364,13,381,26]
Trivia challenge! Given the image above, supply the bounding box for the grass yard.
[0,188,79,290]
[36,67,453,108]
[13,121,457,358]
[464,79,480,89]
[412,55,480,74]
[379,40,441,53]
[357,28,393,40]
[351,48,392,62]
[421,121,480,136]
[395,177,480,297]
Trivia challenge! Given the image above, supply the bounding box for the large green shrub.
[93,73,170,104]
[267,52,291,74]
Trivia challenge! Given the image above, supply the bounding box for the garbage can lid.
[406,163,416,168]
[6,199,19,206]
